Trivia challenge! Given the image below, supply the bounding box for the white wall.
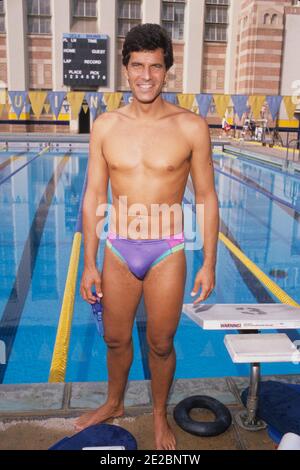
[52,0,70,91]
[142,0,161,24]
[5,0,28,90]
[183,0,205,93]
[98,0,117,92]
[281,13,300,112]
[224,0,242,94]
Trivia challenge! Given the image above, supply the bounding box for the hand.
[80,266,103,304]
[190,265,215,305]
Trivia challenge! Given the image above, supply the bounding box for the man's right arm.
[81,116,109,304]
[188,114,219,304]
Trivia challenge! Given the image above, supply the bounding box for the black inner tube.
[173,395,232,437]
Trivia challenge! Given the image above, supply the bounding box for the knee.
[147,335,174,358]
[104,334,132,350]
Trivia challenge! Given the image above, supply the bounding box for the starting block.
[224,333,300,364]
[182,303,300,330]
[182,303,300,431]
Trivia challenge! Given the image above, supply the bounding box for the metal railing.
[284,138,300,170]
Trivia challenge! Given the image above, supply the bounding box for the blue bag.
[241,380,300,437]
[91,291,104,336]
[49,424,137,450]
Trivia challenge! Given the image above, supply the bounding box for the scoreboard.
[63,33,108,87]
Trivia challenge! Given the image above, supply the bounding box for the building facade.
[0,0,299,132]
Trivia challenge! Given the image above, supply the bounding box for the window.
[162,1,186,40]
[206,0,229,4]
[206,6,228,23]
[27,0,51,34]
[118,0,142,37]
[205,0,229,42]
[0,0,5,33]
[27,0,51,15]
[205,24,227,41]
[72,0,97,18]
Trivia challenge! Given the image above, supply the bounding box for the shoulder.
[91,109,125,137]
[163,102,208,130]
[93,109,122,127]
[161,103,210,148]
[161,102,203,126]
[161,101,189,119]
[177,109,208,132]
[174,109,210,147]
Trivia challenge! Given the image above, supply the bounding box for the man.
[75,24,219,451]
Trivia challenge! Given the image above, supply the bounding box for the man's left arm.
[189,116,219,304]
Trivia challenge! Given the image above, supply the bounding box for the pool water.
[0,147,299,384]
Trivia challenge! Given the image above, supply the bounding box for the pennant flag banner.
[85,92,103,120]
[213,95,231,119]
[177,94,195,110]
[231,95,249,119]
[47,91,66,119]
[8,91,28,119]
[28,91,47,119]
[248,95,266,120]
[103,92,123,112]
[0,89,6,105]
[162,93,177,104]
[283,96,297,120]
[44,103,51,113]
[196,94,212,118]
[2,91,296,126]
[122,92,133,105]
[67,91,85,119]
[266,95,282,120]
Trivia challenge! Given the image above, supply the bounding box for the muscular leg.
[143,250,186,450]
[75,245,143,430]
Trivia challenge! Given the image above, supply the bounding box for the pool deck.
[1,132,298,168]
[1,136,300,450]
[223,140,300,173]
[1,374,300,450]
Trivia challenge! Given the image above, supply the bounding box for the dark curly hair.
[122,23,174,71]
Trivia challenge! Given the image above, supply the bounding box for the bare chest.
[102,121,191,173]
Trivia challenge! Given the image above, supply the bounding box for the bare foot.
[153,410,176,450]
[74,402,124,431]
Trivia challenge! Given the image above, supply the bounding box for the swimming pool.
[0,146,299,384]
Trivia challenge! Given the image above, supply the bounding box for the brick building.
[0,0,299,132]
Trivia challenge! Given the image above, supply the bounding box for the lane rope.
[219,232,299,307]
[49,168,88,382]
